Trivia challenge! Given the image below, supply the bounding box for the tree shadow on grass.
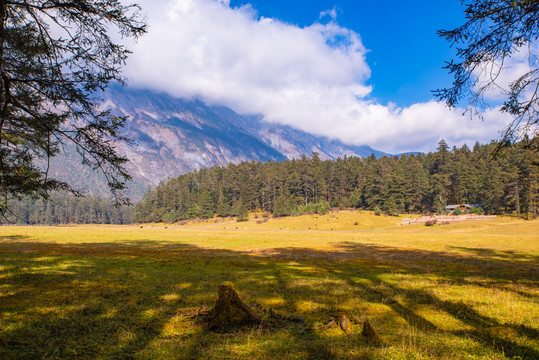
[0,235,29,241]
[449,246,539,263]
[334,268,539,359]
[260,243,539,359]
[0,240,538,359]
[0,251,183,359]
[331,242,539,282]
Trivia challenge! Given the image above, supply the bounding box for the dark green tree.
[233,199,248,222]
[0,1,146,214]
[362,155,387,210]
[401,154,428,213]
[429,140,452,211]
[198,188,215,219]
[273,193,292,218]
[216,196,232,217]
[2,193,133,225]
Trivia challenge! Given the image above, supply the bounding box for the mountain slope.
[53,86,388,201]
[103,87,287,187]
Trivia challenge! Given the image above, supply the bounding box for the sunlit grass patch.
[413,305,473,332]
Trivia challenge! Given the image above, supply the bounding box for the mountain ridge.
[54,85,389,201]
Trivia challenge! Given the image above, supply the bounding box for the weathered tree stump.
[361,317,380,343]
[202,282,261,330]
[334,311,353,334]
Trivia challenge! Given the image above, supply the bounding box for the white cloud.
[319,7,338,21]
[125,0,512,153]
[473,42,539,102]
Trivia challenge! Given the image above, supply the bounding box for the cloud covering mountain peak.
[125,0,511,153]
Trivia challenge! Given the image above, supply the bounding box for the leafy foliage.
[0,1,146,213]
[471,207,485,214]
[234,200,249,221]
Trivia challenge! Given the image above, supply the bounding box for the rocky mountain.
[53,85,387,201]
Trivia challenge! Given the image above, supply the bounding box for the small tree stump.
[361,317,380,343]
[202,282,261,330]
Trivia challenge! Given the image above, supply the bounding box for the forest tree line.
[4,139,537,225]
[133,140,539,223]
[2,194,133,225]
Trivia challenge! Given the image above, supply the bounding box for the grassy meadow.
[0,211,538,359]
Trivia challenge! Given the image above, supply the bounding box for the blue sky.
[126,0,510,153]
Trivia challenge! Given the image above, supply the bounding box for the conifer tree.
[234,200,248,222]
[0,1,146,214]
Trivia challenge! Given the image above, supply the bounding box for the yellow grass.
[2,211,536,255]
[0,211,538,359]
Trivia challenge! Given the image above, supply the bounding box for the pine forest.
[134,140,539,223]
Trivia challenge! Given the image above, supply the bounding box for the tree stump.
[202,282,261,330]
[334,311,353,335]
[361,317,381,343]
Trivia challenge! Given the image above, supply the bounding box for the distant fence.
[401,214,497,225]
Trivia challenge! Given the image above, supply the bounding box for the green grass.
[0,211,538,359]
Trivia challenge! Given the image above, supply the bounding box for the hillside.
[46,86,387,201]
[104,86,386,186]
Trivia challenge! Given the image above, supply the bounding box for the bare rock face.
[49,86,387,201]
